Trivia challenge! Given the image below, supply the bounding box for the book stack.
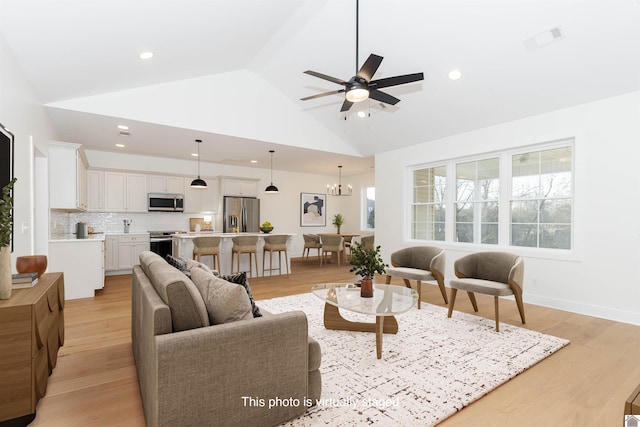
[12,272,38,289]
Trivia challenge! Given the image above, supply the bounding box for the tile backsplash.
[50,211,214,236]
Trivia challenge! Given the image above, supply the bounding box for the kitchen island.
[172,232,295,277]
[48,234,106,299]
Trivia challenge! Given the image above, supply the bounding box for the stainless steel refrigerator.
[223,196,260,233]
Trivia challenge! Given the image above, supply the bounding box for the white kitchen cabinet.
[184,178,218,213]
[220,178,258,197]
[104,235,118,271]
[117,234,150,271]
[48,141,88,211]
[147,175,185,194]
[48,239,105,300]
[105,172,147,212]
[86,169,105,211]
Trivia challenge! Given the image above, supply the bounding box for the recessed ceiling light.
[115,143,125,148]
[250,160,258,164]
[139,51,154,60]
[117,125,129,130]
[357,111,366,118]
[448,69,463,80]
[191,153,198,157]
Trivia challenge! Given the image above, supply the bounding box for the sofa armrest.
[154,311,310,427]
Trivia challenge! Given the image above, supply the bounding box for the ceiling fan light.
[346,87,369,103]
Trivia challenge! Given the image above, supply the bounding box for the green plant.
[348,240,387,279]
[331,213,344,229]
[0,178,17,247]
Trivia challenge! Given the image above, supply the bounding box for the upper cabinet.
[184,178,218,213]
[86,170,105,211]
[220,177,259,197]
[105,172,147,212]
[147,175,184,195]
[49,142,88,211]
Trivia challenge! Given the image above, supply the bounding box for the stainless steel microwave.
[148,193,184,212]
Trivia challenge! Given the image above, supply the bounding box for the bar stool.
[262,235,289,277]
[231,235,259,277]
[192,236,221,271]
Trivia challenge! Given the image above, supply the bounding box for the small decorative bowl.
[260,227,273,233]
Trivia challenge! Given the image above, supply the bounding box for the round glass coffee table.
[311,283,418,359]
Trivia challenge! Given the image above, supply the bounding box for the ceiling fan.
[300,0,424,113]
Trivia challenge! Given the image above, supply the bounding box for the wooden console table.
[0,272,64,425]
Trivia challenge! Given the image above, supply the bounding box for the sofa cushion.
[221,272,262,318]
[190,267,253,324]
[139,251,210,332]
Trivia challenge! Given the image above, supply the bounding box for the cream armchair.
[447,251,525,332]
[384,246,447,309]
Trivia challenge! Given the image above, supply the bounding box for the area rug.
[257,292,569,426]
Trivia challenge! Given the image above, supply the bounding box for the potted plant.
[0,178,16,299]
[348,240,387,298]
[332,213,344,234]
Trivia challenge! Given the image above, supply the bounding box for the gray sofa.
[131,251,321,426]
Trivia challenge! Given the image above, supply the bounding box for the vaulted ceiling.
[1,0,639,176]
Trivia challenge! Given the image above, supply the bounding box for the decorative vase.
[337,226,341,234]
[16,255,48,278]
[0,246,12,300]
[360,277,373,298]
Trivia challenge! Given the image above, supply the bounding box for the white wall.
[0,32,58,269]
[376,90,640,326]
[84,149,374,257]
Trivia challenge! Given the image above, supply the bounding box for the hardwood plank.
[27,259,640,426]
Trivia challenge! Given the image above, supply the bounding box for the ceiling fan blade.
[370,72,424,89]
[340,99,354,112]
[356,54,383,82]
[300,89,345,101]
[369,89,401,106]
[303,70,347,86]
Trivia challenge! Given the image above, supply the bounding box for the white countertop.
[172,232,294,239]
[49,233,107,242]
[49,231,151,242]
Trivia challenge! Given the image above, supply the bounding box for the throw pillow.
[185,258,218,276]
[189,267,253,324]
[221,272,262,318]
[165,254,190,276]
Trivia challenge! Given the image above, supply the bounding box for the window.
[409,141,573,251]
[362,187,375,230]
[411,166,446,240]
[455,158,500,244]
[510,146,572,249]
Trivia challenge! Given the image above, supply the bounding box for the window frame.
[361,186,376,231]
[407,139,575,255]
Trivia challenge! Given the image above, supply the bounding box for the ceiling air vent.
[523,26,565,52]
[118,131,130,137]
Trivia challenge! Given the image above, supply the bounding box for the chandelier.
[328,165,352,196]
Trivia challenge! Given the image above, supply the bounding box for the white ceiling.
[1,0,639,176]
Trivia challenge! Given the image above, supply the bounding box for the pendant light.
[264,150,279,193]
[190,139,207,188]
[328,165,352,196]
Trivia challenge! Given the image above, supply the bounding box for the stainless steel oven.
[149,231,178,258]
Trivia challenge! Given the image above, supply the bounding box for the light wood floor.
[31,258,639,427]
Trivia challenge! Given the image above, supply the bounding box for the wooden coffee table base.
[323,303,399,359]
